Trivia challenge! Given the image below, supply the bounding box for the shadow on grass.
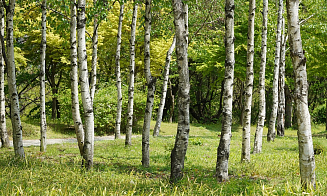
[191,123,242,133]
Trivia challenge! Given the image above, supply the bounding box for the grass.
[1,121,327,195]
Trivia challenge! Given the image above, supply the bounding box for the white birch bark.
[142,0,155,167]
[125,2,138,146]
[241,0,255,162]
[77,0,94,169]
[6,0,24,157]
[215,0,235,181]
[115,3,124,139]
[153,36,176,137]
[286,0,315,188]
[40,0,47,152]
[0,3,8,148]
[70,0,84,156]
[90,0,98,102]
[253,0,268,154]
[267,0,283,142]
[277,18,286,137]
[170,2,190,183]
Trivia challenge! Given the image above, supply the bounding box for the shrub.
[311,104,326,124]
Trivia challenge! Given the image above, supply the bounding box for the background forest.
[0,0,326,195]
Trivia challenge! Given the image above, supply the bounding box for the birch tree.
[153,36,176,137]
[142,0,155,167]
[77,0,94,169]
[3,0,25,157]
[215,0,235,181]
[241,0,255,162]
[125,1,138,146]
[277,17,286,137]
[70,0,84,155]
[253,0,268,154]
[267,0,283,142]
[90,0,98,102]
[286,0,315,188]
[115,2,124,139]
[170,2,190,183]
[39,0,47,152]
[0,2,8,148]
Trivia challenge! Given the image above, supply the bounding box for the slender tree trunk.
[125,2,138,146]
[277,17,286,137]
[115,3,124,139]
[241,0,255,162]
[0,3,8,148]
[169,79,174,123]
[153,36,176,137]
[77,0,94,170]
[253,0,268,154]
[215,0,235,182]
[284,84,292,128]
[267,0,283,142]
[90,0,98,103]
[170,2,190,183]
[40,0,47,152]
[70,0,84,156]
[6,0,24,158]
[142,0,156,167]
[286,0,315,188]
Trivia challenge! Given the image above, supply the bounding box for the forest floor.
[1,121,327,195]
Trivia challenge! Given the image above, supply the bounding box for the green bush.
[311,104,326,124]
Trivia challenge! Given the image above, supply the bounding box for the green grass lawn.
[1,121,327,195]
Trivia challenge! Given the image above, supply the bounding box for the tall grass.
[0,121,326,195]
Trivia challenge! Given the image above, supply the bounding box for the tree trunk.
[241,0,255,162]
[115,3,124,139]
[125,2,138,146]
[170,2,190,183]
[169,79,175,123]
[153,36,176,137]
[277,17,286,137]
[285,84,292,128]
[77,0,94,170]
[70,0,84,156]
[40,0,47,152]
[215,0,235,182]
[90,0,98,103]
[267,0,283,142]
[286,0,316,188]
[0,3,8,148]
[142,0,156,167]
[6,0,25,158]
[253,0,268,154]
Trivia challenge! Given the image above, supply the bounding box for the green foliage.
[311,104,326,124]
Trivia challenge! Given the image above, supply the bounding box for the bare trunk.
[253,0,268,154]
[267,0,283,142]
[277,18,286,137]
[77,0,94,170]
[142,0,155,167]
[241,0,255,162]
[215,0,235,182]
[0,3,8,148]
[40,0,47,152]
[6,0,25,158]
[286,0,315,188]
[285,84,292,128]
[115,3,124,139]
[169,79,175,123]
[70,0,84,156]
[153,36,176,137]
[170,2,190,183]
[90,0,98,103]
[125,2,138,146]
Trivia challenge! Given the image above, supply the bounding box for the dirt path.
[4,135,132,148]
